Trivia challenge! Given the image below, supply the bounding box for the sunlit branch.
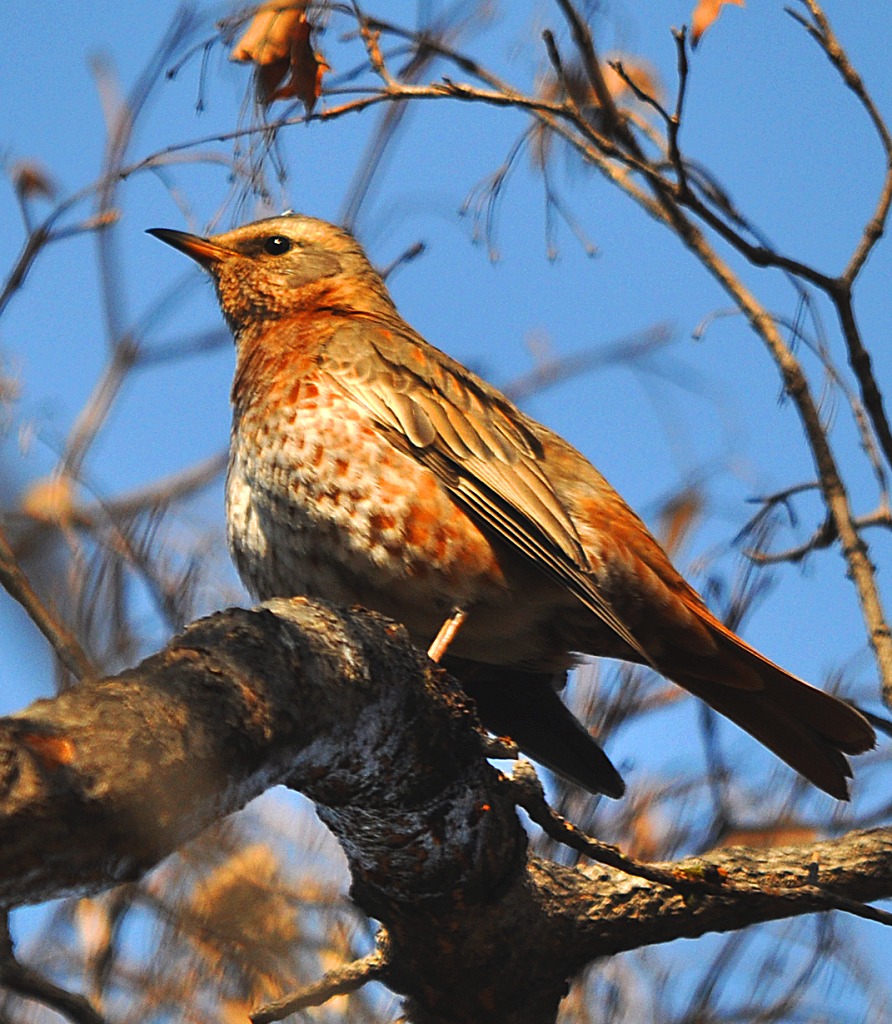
[251,944,389,1023]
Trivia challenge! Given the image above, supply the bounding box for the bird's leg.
[427,607,468,662]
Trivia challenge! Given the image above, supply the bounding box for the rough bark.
[0,598,889,1024]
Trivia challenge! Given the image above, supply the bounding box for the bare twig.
[779,3,892,478]
[380,240,426,281]
[0,913,107,1024]
[831,287,892,485]
[668,27,690,188]
[788,0,892,286]
[0,523,93,680]
[501,322,675,403]
[510,761,716,892]
[608,59,671,124]
[770,311,890,503]
[0,210,114,319]
[250,943,390,1023]
[745,508,892,566]
[554,0,624,138]
[60,339,140,483]
[96,451,227,517]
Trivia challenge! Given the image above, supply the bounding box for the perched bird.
[148,215,875,799]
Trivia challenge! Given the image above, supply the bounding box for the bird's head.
[148,214,394,338]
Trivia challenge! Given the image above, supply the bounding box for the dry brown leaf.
[20,475,78,527]
[691,0,746,47]
[230,2,328,111]
[190,844,300,965]
[231,2,305,64]
[75,898,114,960]
[267,17,330,109]
[10,160,57,200]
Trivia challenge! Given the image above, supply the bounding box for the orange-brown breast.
[226,311,517,651]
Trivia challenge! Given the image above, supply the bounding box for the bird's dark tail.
[450,661,626,798]
[664,620,876,800]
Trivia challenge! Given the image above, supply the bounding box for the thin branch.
[59,340,140,483]
[251,944,390,1023]
[554,0,624,138]
[831,286,892,485]
[608,59,671,124]
[770,310,890,503]
[0,226,50,318]
[510,761,717,893]
[779,3,892,478]
[541,29,567,92]
[745,480,822,518]
[0,211,114,319]
[677,184,836,290]
[353,4,396,87]
[0,523,93,681]
[746,508,892,566]
[380,240,426,281]
[646,182,892,695]
[0,913,107,1024]
[668,27,690,189]
[95,451,227,517]
[137,327,231,366]
[501,322,675,403]
[788,0,892,286]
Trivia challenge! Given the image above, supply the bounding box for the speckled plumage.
[149,215,875,799]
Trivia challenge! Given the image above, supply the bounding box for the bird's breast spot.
[403,501,440,551]
[368,511,398,534]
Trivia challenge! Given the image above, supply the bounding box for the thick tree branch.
[0,600,889,1023]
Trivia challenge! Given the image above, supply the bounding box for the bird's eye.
[263,235,292,256]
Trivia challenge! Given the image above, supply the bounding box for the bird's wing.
[324,318,651,663]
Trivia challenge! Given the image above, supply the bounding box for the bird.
[148,214,875,799]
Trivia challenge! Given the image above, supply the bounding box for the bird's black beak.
[146,228,232,269]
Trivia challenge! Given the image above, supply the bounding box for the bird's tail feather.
[668,631,875,800]
[455,666,626,798]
